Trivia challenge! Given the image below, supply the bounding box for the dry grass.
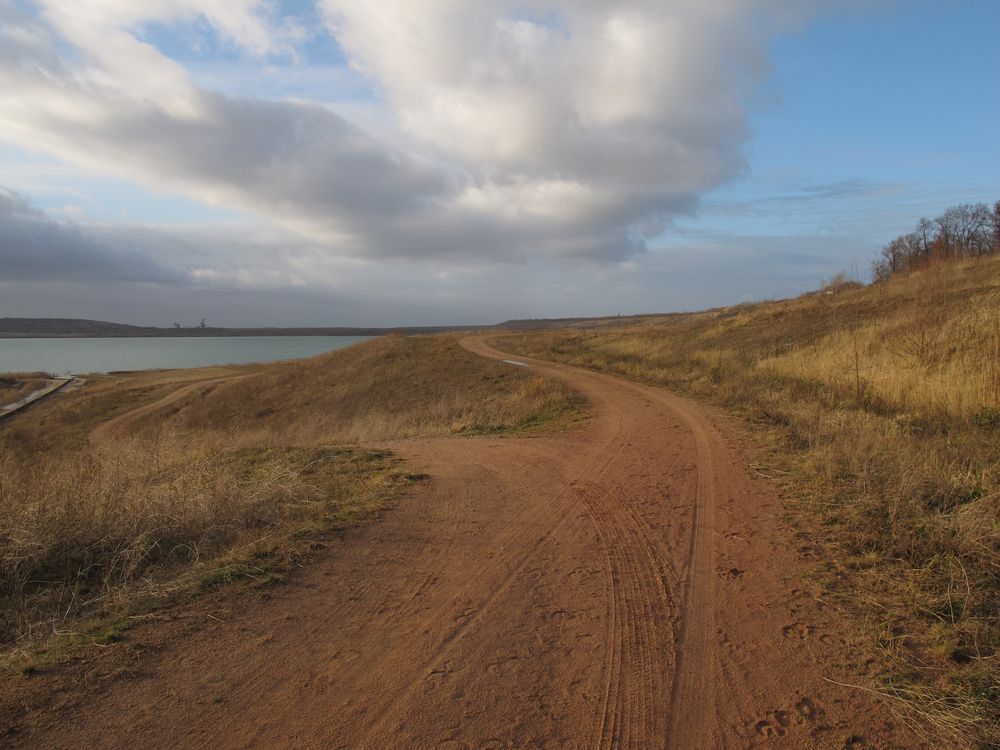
[0,437,407,651]
[173,333,585,443]
[0,373,51,409]
[497,255,1000,747]
[0,335,583,659]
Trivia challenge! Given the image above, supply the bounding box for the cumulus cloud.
[0,188,183,283]
[0,0,831,264]
[324,2,764,185]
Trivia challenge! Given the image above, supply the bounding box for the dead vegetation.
[497,255,1000,747]
[0,335,583,660]
[175,333,585,442]
[0,373,51,409]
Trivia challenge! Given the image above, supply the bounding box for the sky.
[0,0,997,327]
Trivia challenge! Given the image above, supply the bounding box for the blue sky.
[0,0,998,325]
[675,0,1000,252]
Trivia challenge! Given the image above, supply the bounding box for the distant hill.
[0,315,667,338]
[0,318,478,338]
[0,318,148,337]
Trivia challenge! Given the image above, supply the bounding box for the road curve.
[8,336,920,749]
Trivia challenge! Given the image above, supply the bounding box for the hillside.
[498,254,1000,746]
[0,318,146,337]
[0,336,583,654]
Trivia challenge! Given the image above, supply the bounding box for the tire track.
[465,337,713,749]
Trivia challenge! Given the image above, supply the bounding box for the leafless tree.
[873,200,998,282]
[993,200,1000,253]
[935,203,992,258]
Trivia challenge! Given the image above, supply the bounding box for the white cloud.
[0,0,837,266]
[322,0,768,187]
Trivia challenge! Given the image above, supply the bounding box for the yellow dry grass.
[174,333,585,443]
[759,267,1000,420]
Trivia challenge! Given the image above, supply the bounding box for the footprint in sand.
[427,660,456,684]
[781,623,814,639]
[793,697,828,727]
[718,566,744,579]
[754,710,791,737]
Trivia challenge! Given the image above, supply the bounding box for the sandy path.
[6,337,920,749]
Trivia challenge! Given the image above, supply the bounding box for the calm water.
[0,336,374,375]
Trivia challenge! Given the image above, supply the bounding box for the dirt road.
[8,337,918,749]
[88,374,246,444]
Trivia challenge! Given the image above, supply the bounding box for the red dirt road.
[6,337,920,749]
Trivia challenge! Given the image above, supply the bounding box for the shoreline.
[0,335,378,378]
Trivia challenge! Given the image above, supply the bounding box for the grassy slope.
[498,255,1000,747]
[0,335,583,661]
[175,333,585,441]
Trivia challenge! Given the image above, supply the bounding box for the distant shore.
[0,318,478,338]
[0,328,470,339]
[0,315,652,339]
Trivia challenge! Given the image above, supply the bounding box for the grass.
[496,254,1000,748]
[0,334,583,663]
[174,333,586,441]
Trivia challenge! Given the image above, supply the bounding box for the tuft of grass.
[497,255,1000,748]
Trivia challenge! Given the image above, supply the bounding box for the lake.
[0,336,374,375]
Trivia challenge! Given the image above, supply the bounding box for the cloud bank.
[0,0,820,264]
[0,188,182,283]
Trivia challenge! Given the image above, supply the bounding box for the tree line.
[873,200,1000,282]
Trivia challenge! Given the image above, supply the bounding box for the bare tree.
[874,199,999,282]
[936,203,992,258]
[993,200,1000,253]
[873,236,908,282]
[917,217,935,261]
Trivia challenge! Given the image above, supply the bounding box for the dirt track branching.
[0,335,583,659]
